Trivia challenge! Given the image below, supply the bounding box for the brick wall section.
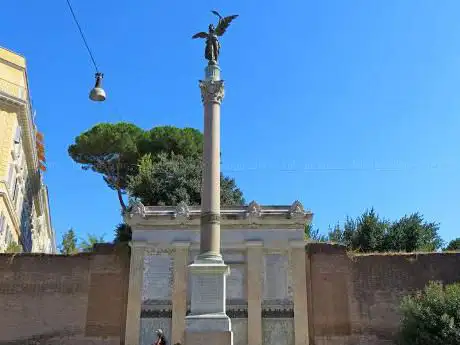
[0,243,130,345]
[306,243,460,345]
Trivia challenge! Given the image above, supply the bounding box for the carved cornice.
[173,201,190,223]
[246,201,261,218]
[125,200,313,230]
[289,200,305,219]
[199,80,225,105]
[186,308,248,318]
[262,308,294,318]
[141,309,172,318]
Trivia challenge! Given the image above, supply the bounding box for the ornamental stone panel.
[142,253,173,302]
[262,318,294,345]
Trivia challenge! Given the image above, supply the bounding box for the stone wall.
[0,244,130,345]
[306,243,460,345]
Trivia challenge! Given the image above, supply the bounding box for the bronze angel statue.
[192,11,238,65]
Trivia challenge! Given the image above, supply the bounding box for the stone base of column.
[185,331,233,345]
[185,260,233,337]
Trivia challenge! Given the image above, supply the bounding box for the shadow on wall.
[305,242,460,345]
[0,243,130,345]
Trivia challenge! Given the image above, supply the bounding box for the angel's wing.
[192,32,209,39]
[215,14,239,36]
[211,10,222,19]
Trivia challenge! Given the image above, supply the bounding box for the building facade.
[124,200,312,345]
[0,47,55,253]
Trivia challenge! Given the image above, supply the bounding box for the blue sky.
[2,0,460,245]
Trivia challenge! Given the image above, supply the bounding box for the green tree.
[114,223,132,243]
[328,209,442,253]
[327,223,344,243]
[5,241,22,253]
[399,281,460,345]
[59,228,78,255]
[68,124,242,212]
[68,122,144,211]
[304,223,327,242]
[140,126,203,159]
[444,238,460,251]
[79,234,106,252]
[386,213,442,252]
[127,153,244,206]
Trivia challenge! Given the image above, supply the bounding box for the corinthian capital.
[199,80,225,105]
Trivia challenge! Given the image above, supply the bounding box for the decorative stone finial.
[289,200,305,219]
[129,201,146,219]
[246,201,261,218]
[199,79,225,105]
[174,202,190,222]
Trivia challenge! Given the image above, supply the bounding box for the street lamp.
[65,0,106,102]
[89,72,106,102]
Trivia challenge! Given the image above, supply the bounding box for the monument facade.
[124,201,312,345]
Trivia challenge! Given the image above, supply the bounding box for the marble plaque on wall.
[232,318,248,345]
[140,318,171,345]
[142,254,173,301]
[226,265,245,300]
[262,318,294,345]
[263,254,288,300]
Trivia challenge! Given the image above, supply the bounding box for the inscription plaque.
[193,275,221,305]
[143,254,173,301]
[226,266,245,300]
[264,254,288,300]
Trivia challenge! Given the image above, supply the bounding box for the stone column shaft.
[172,242,190,345]
[290,241,309,345]
[125,242,145,345]
[246,241,263,345]
[197,69,225,261]
[200,100,221,257]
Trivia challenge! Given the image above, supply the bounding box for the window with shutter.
[7,163,14,186]
[12,178,19,202]
[14,125,21,144]
[5,225,11,244]
[0,213,5,234]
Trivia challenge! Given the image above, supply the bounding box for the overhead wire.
[65,0,100,73]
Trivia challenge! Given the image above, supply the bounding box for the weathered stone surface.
[185,331,233,345]
[263,253,289,300]
[226,265,245,300]
[262,318,294,345]
[142,254,173,301]
[232,318,248,345]
[140,318,171,345]
[0,247,130,344]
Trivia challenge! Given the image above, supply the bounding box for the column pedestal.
[185,260,232,329]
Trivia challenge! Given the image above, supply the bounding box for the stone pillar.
[197,63,224,261]
[171,242,190,345]
[290,240,309,345]
[125,241,146,345]
[246,241,263,345]
[185,63,232,344]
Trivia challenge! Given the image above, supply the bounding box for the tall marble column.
[197,64,224,262]
[125,241,146,345]
[185,63,232,345]
[246,241,263,345]
[171,242,190,345]
[290,240,309,345]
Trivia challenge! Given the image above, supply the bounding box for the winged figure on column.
[192,11,239,65]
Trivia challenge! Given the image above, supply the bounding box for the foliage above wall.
[68,123,245,212]
[305,208,444,253]
[58,228,105,254]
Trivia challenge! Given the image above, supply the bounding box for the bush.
[398,281,460,345]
